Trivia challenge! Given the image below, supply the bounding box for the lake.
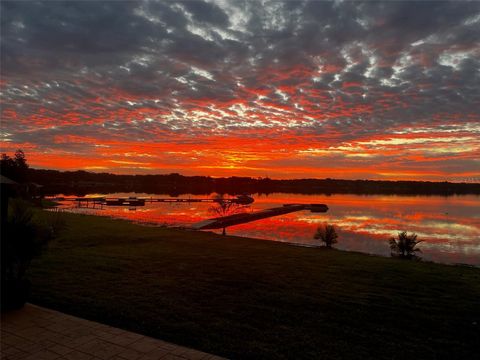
[55,192,480,266]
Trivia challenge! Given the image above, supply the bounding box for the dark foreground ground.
[28,211,480,359]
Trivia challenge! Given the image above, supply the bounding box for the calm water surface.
[56,193,480,266]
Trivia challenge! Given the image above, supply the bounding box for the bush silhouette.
[1,199,53,310]
[389,231,422,259]
[314,223,338,248]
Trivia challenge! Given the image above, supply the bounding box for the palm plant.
[389,231,422,259]
[314,223,338,248]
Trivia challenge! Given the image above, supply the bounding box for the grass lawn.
[28,211,480,359]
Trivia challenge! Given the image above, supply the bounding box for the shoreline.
[47,207,480,268]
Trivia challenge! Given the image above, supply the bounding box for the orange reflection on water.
[57,193,480,266]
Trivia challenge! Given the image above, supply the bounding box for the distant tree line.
[2,150,479,196]
[24,169,480,196]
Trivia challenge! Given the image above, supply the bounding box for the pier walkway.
[192,204,328,230]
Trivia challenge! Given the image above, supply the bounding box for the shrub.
[314,223,338,248]
[389,231,422,259]
[1,199,53,310]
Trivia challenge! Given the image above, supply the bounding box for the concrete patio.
[1,304,224,360]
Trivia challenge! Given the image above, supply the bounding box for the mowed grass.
[28,211,480,359]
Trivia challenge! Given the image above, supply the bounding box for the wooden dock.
[191,204,328,230]
[51,195,254,207]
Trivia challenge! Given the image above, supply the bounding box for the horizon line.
[28,166,480,185]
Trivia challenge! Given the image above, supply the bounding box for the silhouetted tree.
[314,223,338,248]
[209,194,246,235]
[389,231,422,259]
[1,149,29,182]
[1,153,15,169]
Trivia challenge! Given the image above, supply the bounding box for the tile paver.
[1,304,225,360]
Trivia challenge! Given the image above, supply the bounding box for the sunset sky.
[1,0,479,181]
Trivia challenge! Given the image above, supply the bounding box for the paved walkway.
[1,304,224,360]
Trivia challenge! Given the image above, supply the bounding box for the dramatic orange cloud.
[1,1,479,181]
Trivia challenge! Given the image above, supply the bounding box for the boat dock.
[191,203,328,230]
[51,195,254,208]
